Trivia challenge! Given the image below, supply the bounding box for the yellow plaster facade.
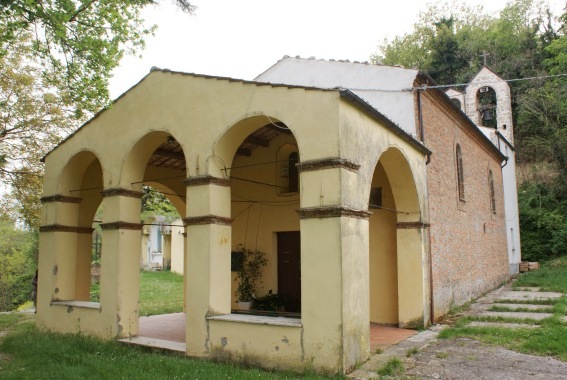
[37,70,430,374]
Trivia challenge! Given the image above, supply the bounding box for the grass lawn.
[0,313,342,379]
[440,256,567,361]
[138,270,184,317]
[1,271,343,378]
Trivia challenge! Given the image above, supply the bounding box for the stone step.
[490,303,554,312]
[495,291,562,302]
[467,321,540,329]
[514,287,541,292]
[478,311,553,320]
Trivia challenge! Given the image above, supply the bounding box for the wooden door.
[277,231,301,312]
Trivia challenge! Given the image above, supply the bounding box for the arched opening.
[122,132,187,346]
[367,147,424,349]
[223,116,301,316]
[56,151,104,304]
[477,86,497,128]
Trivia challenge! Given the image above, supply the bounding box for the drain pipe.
[417,88,431,165]
[417,87,434,323]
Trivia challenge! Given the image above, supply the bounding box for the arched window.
[288,152,299,193]
[489,170,496,214]
[477,86,497,128]
[456,144,465,200]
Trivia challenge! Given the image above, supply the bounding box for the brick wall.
[420,90,510,320]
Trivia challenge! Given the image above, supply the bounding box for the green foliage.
[518,183,567,261]
[376,0,567,262]
[235,249,268,302]
[0,219,37,311]
[141,185,180,221]
[0,1,194,228]
[252,290,285,311]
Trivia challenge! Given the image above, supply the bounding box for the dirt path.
[349,282,567,379]
[403,337,567,380]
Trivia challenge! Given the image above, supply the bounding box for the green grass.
[0,314,341,379]
[514,257,567,292]
[377,357,404,377]
[488,305,554,313]
[406,347,419,357]
[138,271,184,317]
[440,256,567,361]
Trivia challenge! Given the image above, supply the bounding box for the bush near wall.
[518,182,567,262]
[0,220,37,311]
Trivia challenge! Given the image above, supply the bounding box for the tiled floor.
[370,322,418,351]
[133,313,418,352]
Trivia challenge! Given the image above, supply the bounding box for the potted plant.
[235,248,267,310]
[252,290,285,312]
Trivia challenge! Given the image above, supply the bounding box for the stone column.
[183,176,231,356]
[396,222,430,327]
[297,158,370,373]
[99,188,143,338]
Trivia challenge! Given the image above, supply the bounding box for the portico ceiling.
[147,122,292,171]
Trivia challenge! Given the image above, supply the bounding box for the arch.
[476,86,497,128]
[456,144,465,200]
[373,147,421,221]
[221,115,302,313]
[121,130,186,191]
[55,151,104,301]
[212,114,294,178]
[368,146,425,327]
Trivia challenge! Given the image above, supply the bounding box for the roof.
[255,56,504,161]
[42,67,429,164]
[256,56,420,136]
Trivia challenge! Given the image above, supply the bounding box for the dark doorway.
[277,231,301,312]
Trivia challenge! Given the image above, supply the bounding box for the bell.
[482,108,493,122]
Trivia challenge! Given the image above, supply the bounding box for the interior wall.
[230,133,300,307]
[368,162,398,324]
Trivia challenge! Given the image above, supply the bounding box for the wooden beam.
[264,123,292,134]
[236,148,251,157]
[244,135,270,147]
[154,148,185,161]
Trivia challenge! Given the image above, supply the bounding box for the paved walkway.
[349,282,567,379]
[120,313,417,355]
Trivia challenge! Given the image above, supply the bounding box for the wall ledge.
[208,314,302,328]
[51,300,102,310]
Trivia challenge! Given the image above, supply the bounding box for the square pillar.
[99,189,143,338]
[396,222,430,327]
[299,208,370,373]
[184,176,231,356]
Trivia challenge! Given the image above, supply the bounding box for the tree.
[0,218,37,311]
[141,185,180,221]
[0,33,75,227]
[373,0,567,261]
[0,0,195,117]
[0,0,195,228]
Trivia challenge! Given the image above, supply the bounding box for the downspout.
[417,87,434,322]
[417,89,431,165]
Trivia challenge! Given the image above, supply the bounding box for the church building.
[36,57,514,374]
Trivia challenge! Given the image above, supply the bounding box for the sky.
[108,0,564,99]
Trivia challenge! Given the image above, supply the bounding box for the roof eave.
[339,89,432,156]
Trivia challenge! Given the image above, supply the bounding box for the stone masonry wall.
[420,90,510,320]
